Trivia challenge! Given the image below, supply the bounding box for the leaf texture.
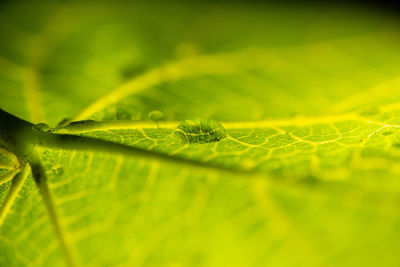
[1,0,400,266]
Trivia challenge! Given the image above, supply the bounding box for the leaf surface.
[1,1,400,266]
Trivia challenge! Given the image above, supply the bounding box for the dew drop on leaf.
[175,118,227,143]
[148,110,167,122]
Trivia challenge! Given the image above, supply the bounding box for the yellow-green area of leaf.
[1,1,400,267]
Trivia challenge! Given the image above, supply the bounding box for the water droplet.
[175,118,227,143]
[148,110,167,122]
[148,110,167,129]
[33,123,51,132]
[100,106,140,121]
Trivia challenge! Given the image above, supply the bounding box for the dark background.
[231,0,400,12]
[0,0,399,12]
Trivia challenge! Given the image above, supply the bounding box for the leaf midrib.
[54,113,399,134]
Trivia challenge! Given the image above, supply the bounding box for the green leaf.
[1,0,400,266]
